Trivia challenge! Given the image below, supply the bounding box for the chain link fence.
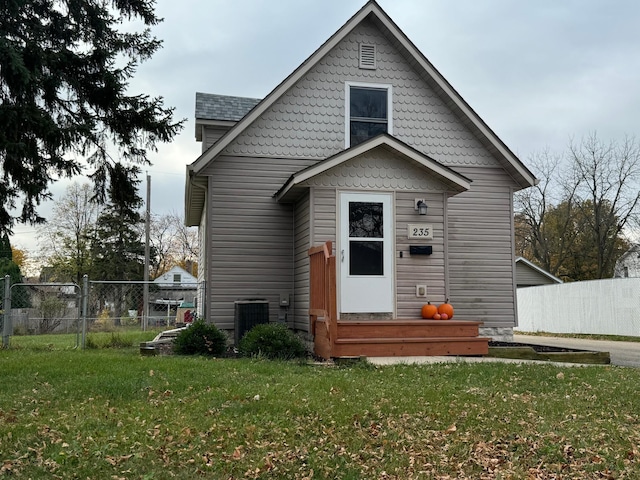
[1,276,5,346]
[86,280,200,330]
[1,275,204,348]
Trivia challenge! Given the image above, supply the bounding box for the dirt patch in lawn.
[488,341,610,364]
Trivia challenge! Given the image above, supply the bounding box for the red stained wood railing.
[308,241,337,358]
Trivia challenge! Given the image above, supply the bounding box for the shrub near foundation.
[238,323,307,360]
[173,319,227,356]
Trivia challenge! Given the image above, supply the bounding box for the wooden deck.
[309,241,489,360]
[314,318,489,359]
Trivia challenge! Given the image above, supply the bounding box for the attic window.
[359,44,376,69]
[345,82,393,147]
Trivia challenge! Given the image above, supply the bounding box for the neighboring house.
[150,266,197,324]
[515,257,563,288]
[184,1,537,352]
[613,245,640,278]
[154,266,197,287]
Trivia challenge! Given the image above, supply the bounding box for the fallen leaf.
[233,446,243,459]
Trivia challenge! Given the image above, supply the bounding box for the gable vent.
[359,43,376,70]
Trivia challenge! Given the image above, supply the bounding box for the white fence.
[516,278,640,337]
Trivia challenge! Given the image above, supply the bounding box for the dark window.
[350,241,383,275]
[348,201,384,276]
[349,202,383,238]
[349,87,387,146]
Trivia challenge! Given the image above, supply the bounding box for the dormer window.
[345,82,393,147]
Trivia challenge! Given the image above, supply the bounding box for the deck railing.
[308,241,337,356]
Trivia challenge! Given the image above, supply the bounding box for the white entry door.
[339,192,394,314]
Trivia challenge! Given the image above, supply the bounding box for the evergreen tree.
[91,164,145,282]
[0,234,11,261]
[0,0,183,235]
[0,234,31,307]
[90,164,146,323]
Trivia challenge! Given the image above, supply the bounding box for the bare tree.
[149,212,198,278]
[38,182,100,283]
[514,149,579,277]
[570,134,640,278]
[515,134,638,280]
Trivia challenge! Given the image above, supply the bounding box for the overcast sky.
[11,0,640,254]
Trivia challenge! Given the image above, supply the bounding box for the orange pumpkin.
[437,299,454,319]
[421,302,437,319]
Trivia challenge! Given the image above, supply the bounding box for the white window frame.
[345,81,393,148]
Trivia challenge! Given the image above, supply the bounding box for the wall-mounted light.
[414,199,428,216]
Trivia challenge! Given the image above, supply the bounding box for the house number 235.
[407,224,433,239]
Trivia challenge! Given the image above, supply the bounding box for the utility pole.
[143,173,151,331]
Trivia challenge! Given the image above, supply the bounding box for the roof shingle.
[195,92,261,122]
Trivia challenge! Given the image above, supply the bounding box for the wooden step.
[336,319,481,339]
[333,336,490,357]
[313,318,489,359]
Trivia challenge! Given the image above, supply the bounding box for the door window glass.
[348,201,384,276]
[350,241,383,275]
[349,202,383,238]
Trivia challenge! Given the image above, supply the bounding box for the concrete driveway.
[514,334,640,367]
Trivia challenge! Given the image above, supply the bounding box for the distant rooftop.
[195,92,261,122]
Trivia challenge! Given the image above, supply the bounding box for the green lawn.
[0,342,639,478]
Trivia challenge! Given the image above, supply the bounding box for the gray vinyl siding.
[305,152,451,320]
[197,201,207,318]
[311,188,336,247]
[222,18,500,171]
[447,166,519,327]
[202,155,315,330]
[395,191,446,319]
[516,262,557,287]
[202,125,232,151]
[293,192,311,331]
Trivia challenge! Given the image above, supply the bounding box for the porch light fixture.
[415,200,428,216]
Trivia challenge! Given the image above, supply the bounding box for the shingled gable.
[185,0,536,187]
[194,93,261,141]
[275,133,472,202]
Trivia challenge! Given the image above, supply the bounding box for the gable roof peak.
[186,0,538,222]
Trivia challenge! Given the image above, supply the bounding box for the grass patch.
[0,351,639,478]
[8,328,164,351]
[517,331,640,343]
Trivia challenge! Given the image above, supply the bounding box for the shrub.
[91,309,115,332]
[238,323,307,360]
[173,319,227,356]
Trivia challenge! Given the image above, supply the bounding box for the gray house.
[184,1,537,356]
[515,257,563,288]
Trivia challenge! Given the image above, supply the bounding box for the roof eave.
[276,134,471,203]
[516,257,563,284]
[184,167,207,227]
